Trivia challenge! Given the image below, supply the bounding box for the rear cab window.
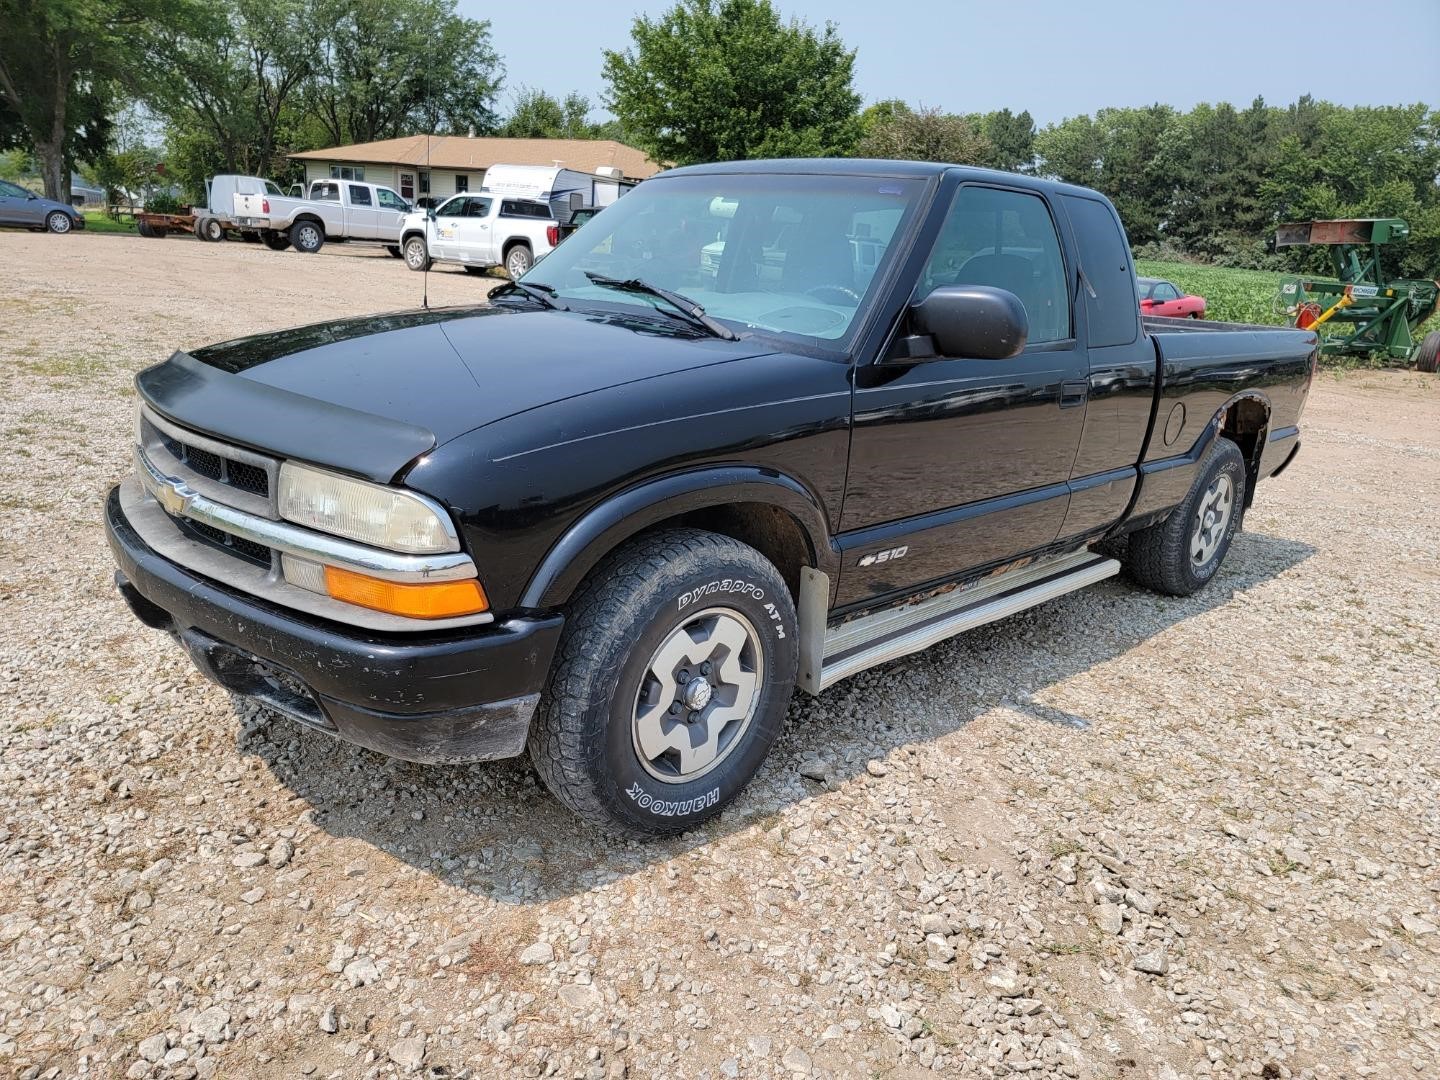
[1061,195,1138,347]
[500,200,553,220]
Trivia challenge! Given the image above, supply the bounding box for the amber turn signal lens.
[323,566,489,619]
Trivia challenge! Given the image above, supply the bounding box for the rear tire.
[403,235,431,271]
[529,528,798,839]
[1415,331,1440,374]
[504,243,533,279]
[289,219,324,253]
[1125,436,1246,596]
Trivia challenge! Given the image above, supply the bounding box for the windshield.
[522,172,927,346]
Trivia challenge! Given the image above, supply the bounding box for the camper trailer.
[480,164,634,224]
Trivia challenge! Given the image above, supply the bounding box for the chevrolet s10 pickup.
[105,159,1316,836]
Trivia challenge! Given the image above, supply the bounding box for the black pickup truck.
[105,159,1316,836]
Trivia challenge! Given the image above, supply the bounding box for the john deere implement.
[1274,219,1440,371]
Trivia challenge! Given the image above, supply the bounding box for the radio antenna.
[422,61,434,311]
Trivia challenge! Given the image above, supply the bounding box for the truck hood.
[136,304,773,483]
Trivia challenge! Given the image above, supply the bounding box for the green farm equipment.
[1274,218,1440,371]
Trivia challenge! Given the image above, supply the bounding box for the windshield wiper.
[491,280,566,310]
[583,272,738,340]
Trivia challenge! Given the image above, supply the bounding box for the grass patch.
[82,211,138,234]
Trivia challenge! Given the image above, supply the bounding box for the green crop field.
[1135,258,1440,364]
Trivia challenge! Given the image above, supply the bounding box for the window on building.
[454,174,469,193]
[399,173,415,200]
[328,165,366,181]
[418,171,430,194]
[920,185,1071,345]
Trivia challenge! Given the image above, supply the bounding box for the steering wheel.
[804,284,861,306]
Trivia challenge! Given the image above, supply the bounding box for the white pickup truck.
[211,176,412,254]
[399,193,559,278]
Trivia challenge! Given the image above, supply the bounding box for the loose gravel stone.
[520,941,555,965]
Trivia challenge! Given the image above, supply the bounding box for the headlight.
[277,461,459,554]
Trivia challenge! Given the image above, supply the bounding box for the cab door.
[375,187,409,242]
[839,182,1087,607]
[450,196,495,265]
[345,184,380,238]
[428,195,469,258]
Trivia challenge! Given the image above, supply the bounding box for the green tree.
[306,0,502,145]
[979,108,1034,173]
[858,105,988,164]
[0,0,188,200]
[602,0,861,166]
[1034,114,1104,189]
[500,88,593,139]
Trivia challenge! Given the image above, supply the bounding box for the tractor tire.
[1414,331,1440,374]
[529,528,798,838]
[1125,437,1246,597]
[261,231,291,251]
[289,219,324,253]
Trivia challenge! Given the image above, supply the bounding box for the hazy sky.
[463,0,1439,126]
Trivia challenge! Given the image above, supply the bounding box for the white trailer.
[480,164,634,223]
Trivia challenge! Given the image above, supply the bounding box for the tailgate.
[232,192,267,224]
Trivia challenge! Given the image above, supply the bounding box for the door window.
[463,198,492,218]
[435,196,466,218]
[0,180,28,197]
[376,188,407,211]
[1154,282,1180,302]
[919,186,1070,344]
[348,185,372,207]
[311,182,339,202]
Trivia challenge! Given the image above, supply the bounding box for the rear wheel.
[1125,436,1246,596]
[46,211,73,234]
[261,231,290,251]
[403,235,431,271]
[289,219,324,253]
[504,243,533,279]
[529,528,798,838]
[1415,331,1440,374]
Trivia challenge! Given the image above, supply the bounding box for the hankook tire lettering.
[626,782,720,817]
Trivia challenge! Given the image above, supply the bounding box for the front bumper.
[105,486,562,763]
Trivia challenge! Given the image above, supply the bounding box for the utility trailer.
[134,211,198,239]
[1275,218,1440,371]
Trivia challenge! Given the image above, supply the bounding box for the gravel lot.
[2,231,1438,1080]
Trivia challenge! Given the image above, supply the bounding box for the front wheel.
[403,235,431,271]
[1125,436,1247,596]
[46,211,73,234]
[289,219,324,253]
[504,243,533,279]
[529,528,798,838]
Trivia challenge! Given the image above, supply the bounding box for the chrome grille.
[138,404,281,568]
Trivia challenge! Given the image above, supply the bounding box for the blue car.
[0,180,85,234]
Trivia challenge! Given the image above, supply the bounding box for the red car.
[1137,276,1206,319]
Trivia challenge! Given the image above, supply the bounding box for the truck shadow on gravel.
[236,530,1314,904]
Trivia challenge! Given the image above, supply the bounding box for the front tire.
[47,211,73,234]
[403,235,431,271]
[1125,436,1247,596]
[289,219,324,253]
[529,528,798,838]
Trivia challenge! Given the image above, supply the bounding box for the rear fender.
[519,467,838,610]
[1126,391,1270,526]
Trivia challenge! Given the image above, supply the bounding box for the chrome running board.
[796,549,1120,695]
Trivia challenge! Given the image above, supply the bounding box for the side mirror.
[901,285,1028,362]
